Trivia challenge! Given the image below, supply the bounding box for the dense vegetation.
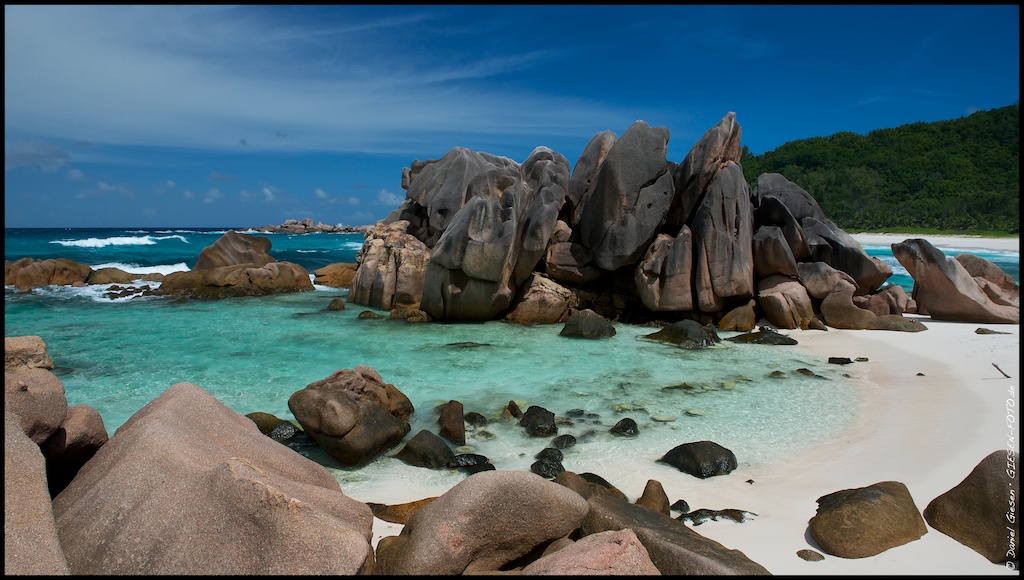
[741,103,1019,234]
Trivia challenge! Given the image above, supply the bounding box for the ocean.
[4,227,1019,500]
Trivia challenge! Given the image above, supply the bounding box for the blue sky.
[4,5,1020,228]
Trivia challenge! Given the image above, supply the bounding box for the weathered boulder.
[658,441,737,478]
[560,309,616,338]
[348,220,430,311]
[4,368,68,445]
[578,121,675,271]
[808,480,927,559]
[801,217,891,295]
[752,225,800,278]
[505,273,578,324]
[51,383,374,574]
[752,191,810,260]
[515,147,572,285]
[193,229,274,270]
[520,528,662,575]
[635,227,695,311]
[635,479,671,516]
[640,320,720,350]
[725,326,798,346]
[757,275,815,330]
[436,400,466,446]
[552,470,629,502]
[367,497,438,525]
[923,450,1019,564]
[717,299,757,332]
[691,162,755,312]
[796,261,858,300]
[893,239,1019,323]
[956,253,1020,308]
[581,493,770,574]
[157,261,314,298]
[86,267,139,285]
[5,411,71,575]
[313,262,359,288]
[40,404,108,498]
[669,112,743,230]
[750,172,826,223]
[520,405,558,437]
[566,130,616,229]
[819,280,881,330]
[288,366,412,465]
[374,470,589,575]
[5,335,55,373]
[11,258,92,291]
[394,430,454,469]
[544,242,602,285]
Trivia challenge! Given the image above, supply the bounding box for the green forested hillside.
[741,103,1019,234]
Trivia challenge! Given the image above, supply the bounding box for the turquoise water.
[4,228,1018,499]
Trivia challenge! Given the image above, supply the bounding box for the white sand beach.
[851,233,1020,253]
[366,235,1020,575]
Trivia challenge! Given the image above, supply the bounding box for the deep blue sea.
[4,227,1019,500]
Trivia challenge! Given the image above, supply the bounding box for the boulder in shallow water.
[658,441,737,479]
[560,309,616,338]
[640,320,720,349]
[394,429,454,469]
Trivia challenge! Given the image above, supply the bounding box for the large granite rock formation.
[5,335,55,373]
[6,257,92,291]
[348,220,430,311]
[578,121,675,272]
[288,366,413,465]
[51,382,374,574]
[923,450,1019,564]
[565,130,616,229]
[892,238,1019,324]
[374,470,589,575]
[157,230,313,298]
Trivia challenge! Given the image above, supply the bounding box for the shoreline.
[363,316,1020,575]
[849,232,1020,253]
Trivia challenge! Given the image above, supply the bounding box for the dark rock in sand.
[640,319,720,349]
[374,470,588,575]
[463,462,496,474]
[551,434,577,449]
[808,480,927,559]
[975,327,1011,335]
[560,309,616,338]
[610,417,639,437]
[5,411,71,575]
[797,549,825,562]
[828,357,854,365]
[658,441,738,479]
[670,499,691,514]
[678,508,757,525]
[394,430,454,469]
[519,405,557,437]
[724,326,798,345]
[535,447,564,462]
[51,382,374,574]
[923,450,1019,564]
[447,453,490,469]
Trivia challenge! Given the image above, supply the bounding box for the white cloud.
[3,6,626,156]
[166,179,175,188]
[183,189,194,199]
[314,188,330,200]
[203,188,224,203]
[376,188,403,206]
[347,196,360,206]
[66,168,87,180]
[262,186,277,203]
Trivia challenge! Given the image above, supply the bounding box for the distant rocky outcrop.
[157,230,314,299]
[346,112,950,329]
[892,238,1019,324]
[251,217,369,234]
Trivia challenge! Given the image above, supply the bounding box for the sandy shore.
[850,233,1020,253]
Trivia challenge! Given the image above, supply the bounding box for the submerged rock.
[640,319,720,349]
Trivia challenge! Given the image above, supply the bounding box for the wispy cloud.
[203,188,224,204]
[66,168,87,180]
[376,188,403,206]
[4,138,70,172]
[74,180,134,199]
[3,6,629,156]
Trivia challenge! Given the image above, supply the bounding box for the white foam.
[28,281,160,303]
[51,234,187,248]
[91,262,190,276]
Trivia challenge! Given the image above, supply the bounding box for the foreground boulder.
[5,335,56,372]
[375,470,589,574]
[519,529,661,575]
[892,238,1019,324]
[52,382,374,574]
[289,366,413,465]
[923,450,1019,564]
[808,480,927,558]
[4,368,68,445]
[5,411,70,575]
[581,493,769,574]
[658,441,737,478]
[40,404,108,498]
